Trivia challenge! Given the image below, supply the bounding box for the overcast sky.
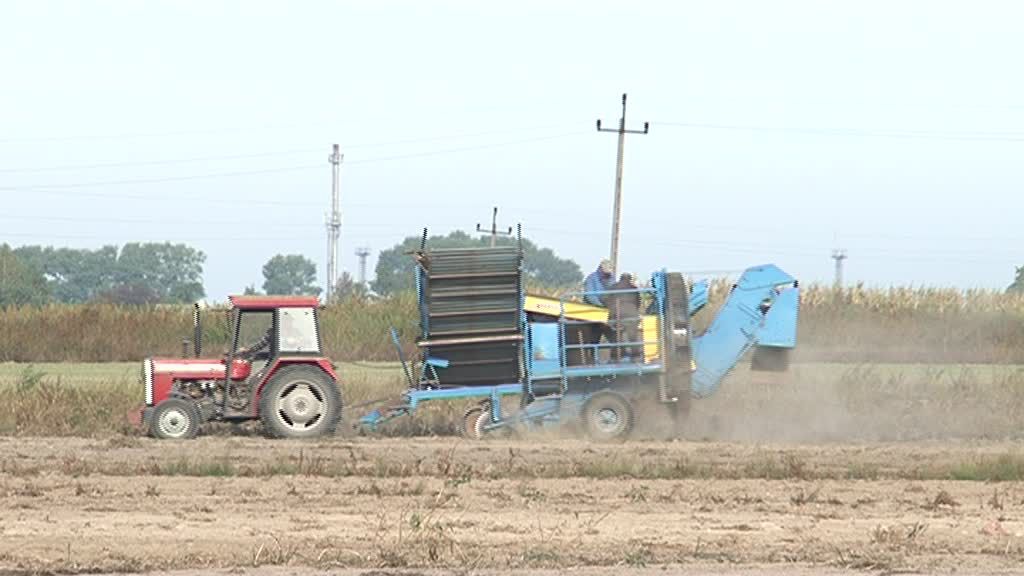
[2,1,1022,300]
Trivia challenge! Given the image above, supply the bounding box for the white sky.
[2,0,1022,300]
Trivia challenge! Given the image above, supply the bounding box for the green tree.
[1009,266,1024,293]
[14,243,205,303]
[14,245,118,303]
[333,271,369,301]
[0,244,50,306]
[115,242,206,303]
[371,230,581,296]
[262,254,321,296]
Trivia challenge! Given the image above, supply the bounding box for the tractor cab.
[226,296,324,388]
[137,296,341,440]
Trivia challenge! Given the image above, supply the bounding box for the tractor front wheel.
[150,398,201,440]
[259,365,342,439]
[582,392,634,442]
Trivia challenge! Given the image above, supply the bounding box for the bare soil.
[1,437,1022,575]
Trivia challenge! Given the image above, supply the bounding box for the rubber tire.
[149,398,201,440]
[582,392,634,442]
[751,347,790,372]
[259,365,342,439]
[459,405,487,440]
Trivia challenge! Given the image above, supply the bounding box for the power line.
[0,230,325,241]
[0,163,322,192]
[523,224,1020,263]
[0,147,325,174]
[0,121,580,145]
[0,130,586,196]
[0,123,582,173]
[655,121,1024,142]
[338,123,580,150]
[5,186,323,207]
[346,131,588,165]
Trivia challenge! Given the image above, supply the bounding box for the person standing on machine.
[607,272,642,362]
[583,259,614,306]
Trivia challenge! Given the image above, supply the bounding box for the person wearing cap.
[583,259,614,306]
[607,272,642,362]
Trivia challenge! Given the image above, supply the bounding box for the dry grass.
[0,361,464,438]
[4,282,1024,363]
[3,360,1024,448]
[0,295,420,363]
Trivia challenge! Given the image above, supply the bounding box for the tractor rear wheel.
[582,391,634,442]
[150,398,201,440]
[259,365,342,439]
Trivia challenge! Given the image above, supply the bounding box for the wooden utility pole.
[476,206,512,247]
[597,93,648,276]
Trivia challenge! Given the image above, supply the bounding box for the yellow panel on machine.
[523,294,661,362]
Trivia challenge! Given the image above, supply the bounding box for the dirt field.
[1,436,1023,575]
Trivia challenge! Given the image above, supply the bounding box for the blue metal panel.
[562,362,663,378]
[691,264,796,398]
[406,383,521,409]
[528,323,562,378]
[558,300,568,395]
[689,279,709,315]
[425,357,450,368]
[756,285,799,348]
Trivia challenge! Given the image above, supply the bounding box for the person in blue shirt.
[583,259,613,306]
[579,259,614,364]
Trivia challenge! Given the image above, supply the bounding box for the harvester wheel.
[582,392,634,442]
[459,406,487,440]
[459,402,514,440]
[259,365,342,439]
[150,398,201,440]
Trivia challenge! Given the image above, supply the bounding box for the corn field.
[1,283,1023,364]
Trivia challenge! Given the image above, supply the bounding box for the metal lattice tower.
[325,144,343,301]
[355,247,370,287]
[831,248,848,287]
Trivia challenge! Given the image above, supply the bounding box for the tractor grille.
[417,246,523,388]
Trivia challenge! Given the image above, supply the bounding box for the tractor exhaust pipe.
[193,302,202,357]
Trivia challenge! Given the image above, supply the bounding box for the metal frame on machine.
[359,227,527,429]
[484,273,675,433]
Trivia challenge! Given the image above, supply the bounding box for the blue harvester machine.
[360,230,800,440]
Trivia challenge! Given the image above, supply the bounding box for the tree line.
[0,231,585,306]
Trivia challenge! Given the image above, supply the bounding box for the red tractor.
[136,296,342,440]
